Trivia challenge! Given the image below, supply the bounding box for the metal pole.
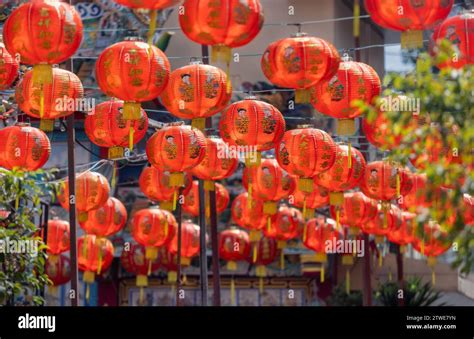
[175,187,183,306]
[197,180,208,306]
[67,114,79,307]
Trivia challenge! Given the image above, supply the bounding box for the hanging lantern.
[120,243,160,304]
[46,218,70,255]
[276,126,337,194]
[219,227,250,271]
[303,217,339,282]
[231,192,265,243]
[0,123,51,171]
[84,100,148,158]
[464,194,474,226]
[191,136,238,189]
[131,208,177,273]
[57,171,111,222]
[78,235,114,300]
[79,197,127,238]
[179,0,264,64]
[46,254,71,288]
[243,158,295,226]
[360,203,397,243]
[387,211,416,250]
[311,56,380,134]
[167,220,201,266]
[398,173,433,212]
[291,182,329,220]
[146,124,206,209]
[262,33,340,103]
[219,97,285,166]
[0,42,19,90]
[432,10,474,69]
[3,0,83,88]
[139,166,192,211]
[96,38,170,120]
[329,192,378,234]
[161,61,232,129]
[314,144,366,228]
[364,0,453,48]
[182,181,230,218]
[157,246,182,284]
[247,236,277,293]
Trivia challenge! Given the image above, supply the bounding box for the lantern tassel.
[432,270,436,285]
[388,269,392,282]
[139,287,145,305]
[247,183,253,209]
[231,277,236,306]
[320,265,325,283]
[173,189,178,211]
[295,89,311,103]
[39,84,45,119]
[86,284,90,303]
[396,172,401,197]
[111,161,117,190]
[336,208,340,230]
[378,251,383,268]
[267,216,271,233]
[280,250,285,270]
[148,259,152,276]
[303,224,307,242]
[129,126,134,151]
[259,277,264,294]
[226,61,231,94]
[252,244,257,263]
[164,218,169,238]
[303,196,307,220]
[345,270,350,294]
[347,141,352,169]
[147,9,158,45]
[97,240,103,275]
[401,30,423,49]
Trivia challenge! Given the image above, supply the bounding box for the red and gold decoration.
[46,254,71,291]
[85,100,148,157]
[361,204,397,243]
[167,220,201,266]
[247,236,277,293]
[262,33,340,102]
[78,197,127,238]
[0,123,51,171]
[182,181,230,218]
[231,192,265,245]
[399,173,432,212]
[387,211,416,250]
[46,218,70,256]
[96,38,170,120]
[329,192,378,234]
[464,194,474,226]
[161,61,232,128]
[0,42,19,90]
[291,182,329,220]
[364,0,453,48]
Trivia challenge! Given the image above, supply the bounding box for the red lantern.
[0,123,51,171]
[161,62,232,129]
[131,208,177,269]
[157,246,183,283]
[114,0,181,9]
[46,218,70,255]
[96,38,170,120]
[0,42,19,90]
[57,171,111,222]
[262,33,340,102]
[79,197,127,238]
[46,254,71,287]
[231,192,265,242]
[399,173,432,212]
[84,100,148,157]
[139,166,192,210]
[276,126,337,193]
[311,57,380,134]
[182,181,230,217]
[364,0,453,48]
[167,220,201,265]
[247,236,277,292]
[219,227,250,270]
[78,235,114,298]
[329,192,378,232]
[146,124,206,193]
[219,97,285,165]
[179,0,264,62]
[464,194,474,226]
[360,204,397,242]
[191,136,238,187]
[387,211,416,248]
[432,10,474,69]
[243,158,295,222]
[291,182,329,219]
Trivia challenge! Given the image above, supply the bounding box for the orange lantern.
[84,100,148,157]
[131,208,177,272]
[399,173,432,212]
[79,197,127,238]
[247,236,277,292]
[303,217,339,282]
[161,61,232,129]
[262,33,340,103]
[3,0,83,84]
[78,234,114,299]
[95,38,170,119]
[219,227,250,270]
[46,253,71,288]
[0,123,51,171]
[231,192,265,243]
[191,136,238,189]
[182,181,230,218]
[364,0,453,48]
[291,182,329,219]
[146,124,206,206]
[464,194,474,226]
[360,204,397,242]
[15,68,84,130]
[276,126,337,193]
[243,158,295,225]
[179,0,264,63]
[311,56,380,134]
[167,220,201,266]
[139,166,192,210]
[46,218,70,255]
[57,171,111,222]
[329,192,378,233]
[387,211,416,249]
[0,42,19,90]
[432,10,474,69]
[219,97,285,165]
[157,246,182,283]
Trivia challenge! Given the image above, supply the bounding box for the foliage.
[375,277,444,306]
[0,168,56,305]
[356,41,474,273]
[326,284,363,306]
